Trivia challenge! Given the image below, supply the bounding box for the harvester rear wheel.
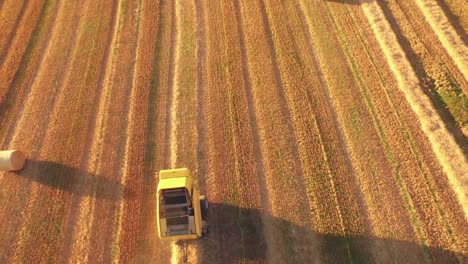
[199,195,209,220]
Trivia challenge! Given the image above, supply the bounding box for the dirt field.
[0,0,467,263]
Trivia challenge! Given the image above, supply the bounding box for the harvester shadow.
[190,203,467,263]
[14,159,130,200]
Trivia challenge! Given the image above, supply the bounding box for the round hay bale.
[0,150,26,171]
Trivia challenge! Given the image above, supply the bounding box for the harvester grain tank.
[157,168,208,240]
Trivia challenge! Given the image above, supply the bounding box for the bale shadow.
[14,159,129,200]
[190,203,467,263]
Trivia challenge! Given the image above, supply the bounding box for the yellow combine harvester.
[157,168,208,240]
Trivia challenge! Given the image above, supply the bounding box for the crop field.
[0,0,467,263]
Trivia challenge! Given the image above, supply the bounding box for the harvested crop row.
[352,0,467,258]
[113,0,144,261]
[298,0,418,262]
[0,0,24,48]
[171,0,198,171]
[390,0,468,95]
[1,0,84,260]
[23,0,119,260]
[0,2,58,260]
[0,0,28,66]
[0,0,47,134]
[115,0,161,262]
[168,0,200,263]
[1,0,91,262]
[360,0,468,215]
[442,0,468,33]
[328,2,467,261]
[133,0,174,262]
[194,0,267,262]
[359,0,468,241]
[234,0,355,262]
[373,0,467,145]
[413,0,468,80]
[75,0,142,262]
[263,1,382,262]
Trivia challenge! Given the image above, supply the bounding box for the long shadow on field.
[187,203,467,263]
[325,0,362,5]
[434,0,468,47]
[14,159,128,200]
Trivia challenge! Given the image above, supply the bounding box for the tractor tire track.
[164,0,178,170]
[195,0,207,194]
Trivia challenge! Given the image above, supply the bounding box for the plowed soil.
[0,0,466,263]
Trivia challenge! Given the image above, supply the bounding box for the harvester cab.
[157,168,208,240]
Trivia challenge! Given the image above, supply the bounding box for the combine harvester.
[0,150,26,171]
[157,168,208,240]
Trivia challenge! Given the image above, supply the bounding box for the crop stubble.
[7,0,86,262]
[0,2,58,261]
[0,0,100,262]
[193,0,268,262]
[326,0,467,261]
